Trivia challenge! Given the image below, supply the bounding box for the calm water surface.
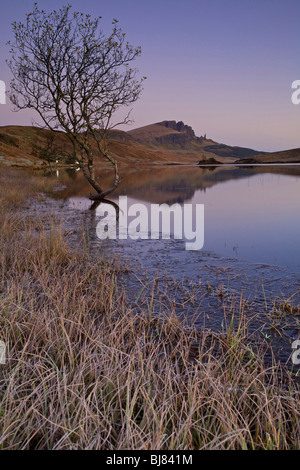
[42,164,300,365]
[58,165,300,273]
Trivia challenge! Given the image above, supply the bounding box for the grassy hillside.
[0,121,299,167]
[0,124,235,167]
[242,147,300,164]
[128,121,263,160]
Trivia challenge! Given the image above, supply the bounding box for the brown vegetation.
[0,123,251,168]
[1,122,299,170]
[0,168,299,449]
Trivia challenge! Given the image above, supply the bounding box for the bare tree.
[7,3,144,199]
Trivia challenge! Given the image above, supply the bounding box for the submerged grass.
[0,169,299,450]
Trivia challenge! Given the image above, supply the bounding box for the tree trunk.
[88,149,120,200]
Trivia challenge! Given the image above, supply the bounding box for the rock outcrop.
[127,120,263,159]
[157,120,195,138]
[155,120,196,147]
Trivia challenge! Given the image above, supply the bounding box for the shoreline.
[22,169,300,370]
[2,158,300,169]
[0,167,299,449]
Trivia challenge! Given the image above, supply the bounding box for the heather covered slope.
[0,121,299,167]
[0,125,188,167]
[128,120,263,160]
[242,147,300,164]
[0,124,237,166]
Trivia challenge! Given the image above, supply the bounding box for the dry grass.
[0,167,57,208]
[0,169,299,450]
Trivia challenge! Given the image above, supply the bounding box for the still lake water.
[190,171,300,271]
[43,164,300,366]
[59,164,300,273]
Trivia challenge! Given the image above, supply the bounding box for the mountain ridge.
[0,121,299,167]
[127,120,263,160]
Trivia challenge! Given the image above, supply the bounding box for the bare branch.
[7,3,145,198]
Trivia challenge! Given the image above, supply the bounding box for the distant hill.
[0,124,216,167]
[0,125,179,167]
[127,120,263,160]
[241,148,300,164]
[0,121,299,167]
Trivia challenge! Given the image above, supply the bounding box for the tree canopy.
[8,3,145,198]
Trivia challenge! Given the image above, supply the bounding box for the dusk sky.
[0,0,299,152]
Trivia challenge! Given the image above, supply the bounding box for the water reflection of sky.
[186,173,300,271]
[67,169,300,273]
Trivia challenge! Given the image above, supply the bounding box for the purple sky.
[0,0,299,151]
